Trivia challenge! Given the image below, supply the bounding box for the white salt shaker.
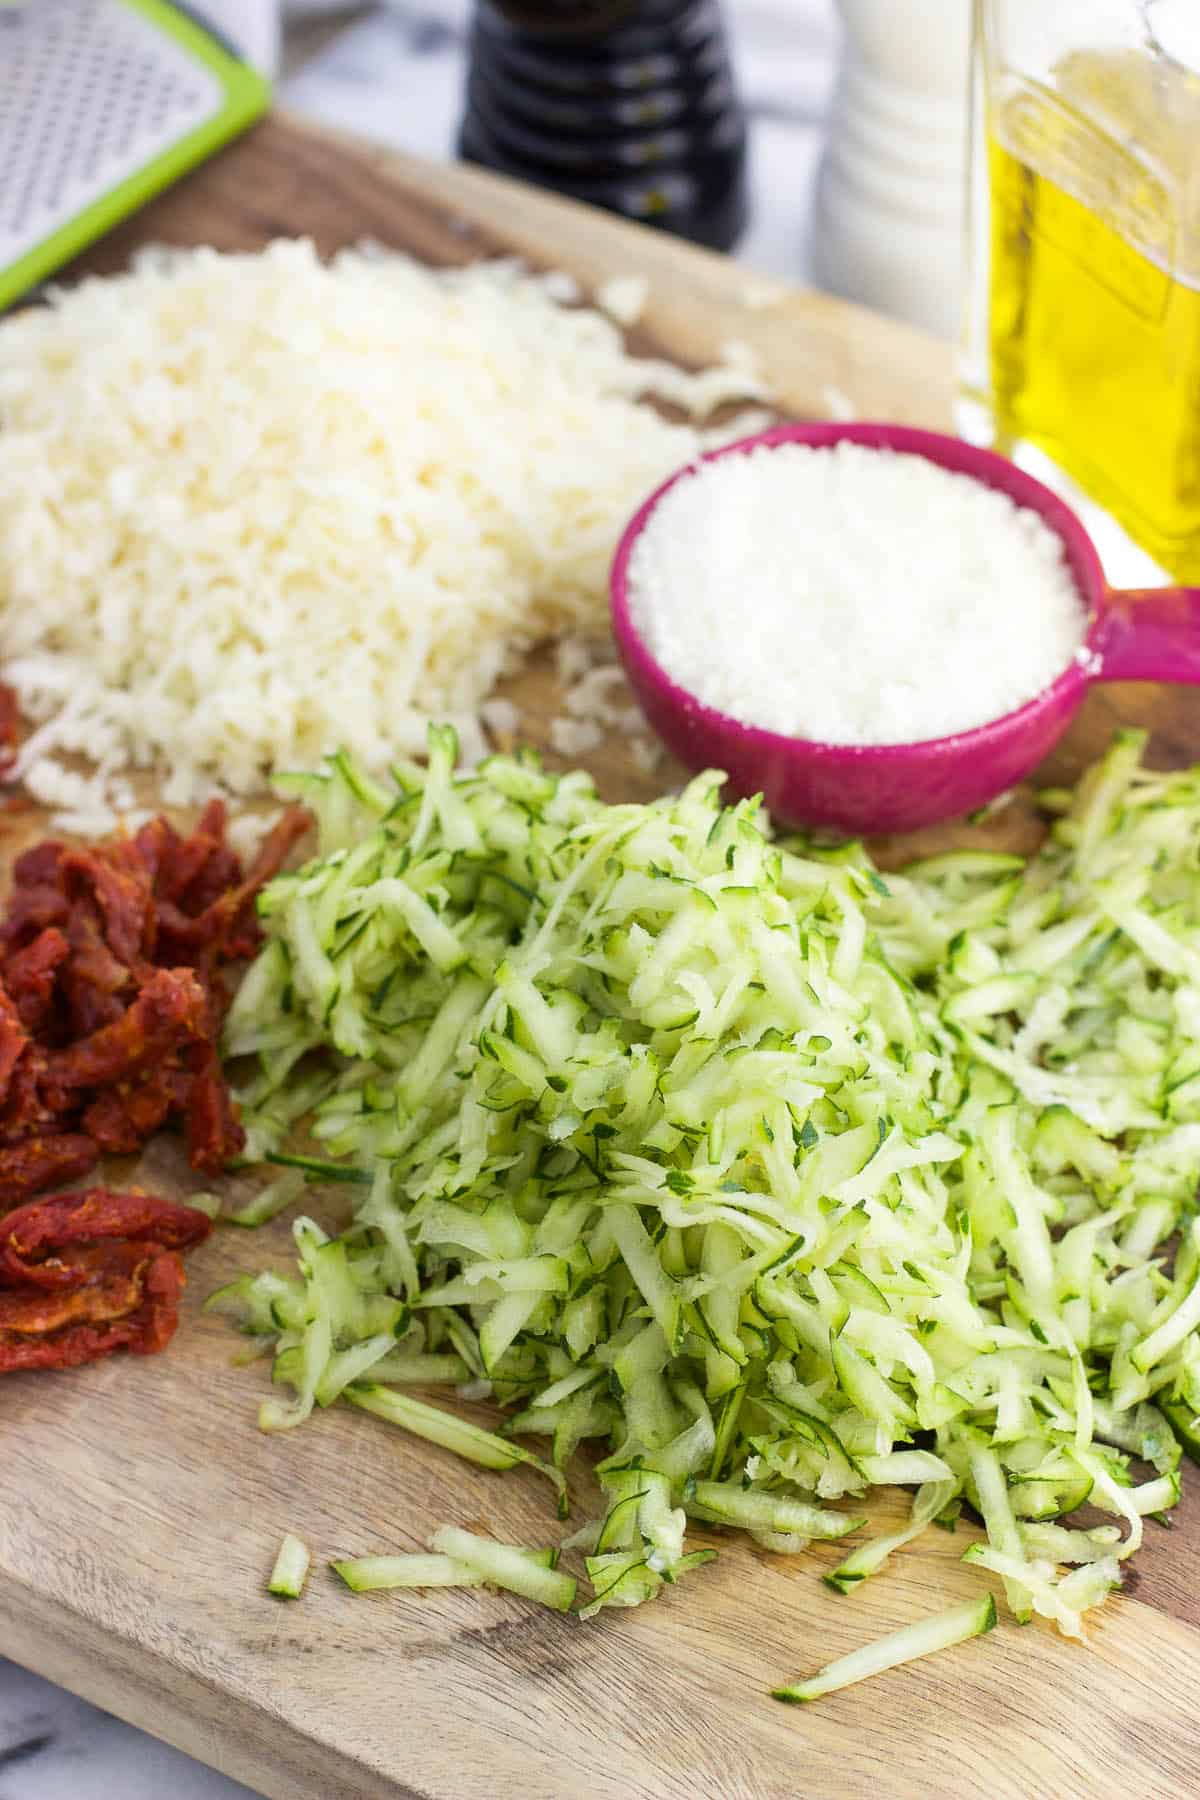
[813,0,972,340]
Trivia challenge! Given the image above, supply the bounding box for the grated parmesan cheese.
[0,239,764,833]
[628,441,1088,747]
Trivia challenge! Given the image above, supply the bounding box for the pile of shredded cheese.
[0,239,763,833]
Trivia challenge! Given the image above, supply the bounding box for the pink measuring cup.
[610,422,1200,837]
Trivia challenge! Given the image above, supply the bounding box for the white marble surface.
[0,4,836,1795]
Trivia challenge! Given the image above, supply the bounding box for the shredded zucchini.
[331,1550,556,1592]
[772,1594,996,1701]
[219,729,1200,1685]
[429,1527,577,1611]
[267,1532,311,1599]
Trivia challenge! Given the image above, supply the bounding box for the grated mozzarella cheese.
[821,384,859,422]
[548,716,605,757]
[628,441,1088,747]
[596,275,649,328]
[545,641,663,772]
[0,239,764,832]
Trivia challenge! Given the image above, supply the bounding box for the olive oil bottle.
[963,10,1200,582]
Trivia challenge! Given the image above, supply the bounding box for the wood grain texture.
[3,112,1200,1800]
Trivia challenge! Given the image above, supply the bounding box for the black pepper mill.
[459,0,749,252]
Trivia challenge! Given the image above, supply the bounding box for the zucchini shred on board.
[210,725,1200,1687]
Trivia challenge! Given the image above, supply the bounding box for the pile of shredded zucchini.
[212,727,1200,1688]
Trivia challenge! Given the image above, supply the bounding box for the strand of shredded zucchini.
[211,726,1200,1639]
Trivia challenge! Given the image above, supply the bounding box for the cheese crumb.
[822,384,858,422]
[549,717,605,757]
[480,697,520,745]
[740,279,788,311]
[596,274,649,327]
[631,736,665,775]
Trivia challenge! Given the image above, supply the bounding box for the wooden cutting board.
[3,113,1200,1800]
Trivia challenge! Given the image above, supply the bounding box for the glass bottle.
[961,0,1200,582]
[458,0,749,252]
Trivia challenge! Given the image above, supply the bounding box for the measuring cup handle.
[1091,588,1200,685]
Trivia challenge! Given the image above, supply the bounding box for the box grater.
[0,0,270,311]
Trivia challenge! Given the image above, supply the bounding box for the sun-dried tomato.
[0,686,19,778]
[0,983,28,1100]
[81,1065,191,1156]
[0,1245,187,1371]
[61,847,156,967]
[0,784,308,1371]
[12,840,64,889]
[5,927,69,1033]
[45,966,209,1093]
[0,882,70,954]
[157,807,313,966]
[0,1188,210,1374]
[0,1239,149,1332]
[61,902,131,1037]
[0,801,309,1219]
[153,798,241,915]
[0,1187,212,1288]
[0,1132,98,1207]
[184,1038,246,1173]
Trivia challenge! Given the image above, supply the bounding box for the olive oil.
[975,52,1200,582]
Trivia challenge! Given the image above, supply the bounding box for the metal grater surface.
[0,0,223,270]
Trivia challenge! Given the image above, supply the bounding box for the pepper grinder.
[458,0,749,252]
[813,0,972,338]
